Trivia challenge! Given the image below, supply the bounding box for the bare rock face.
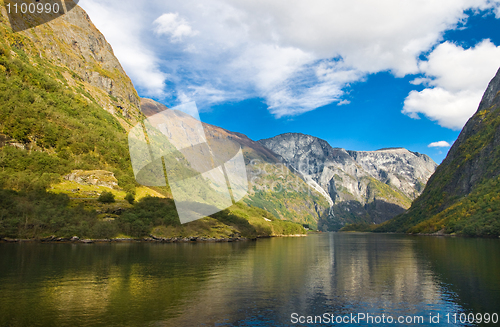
[0,1,142,128]
[259,133,437,229]
[64,170,119,189]
[348,148,437,199]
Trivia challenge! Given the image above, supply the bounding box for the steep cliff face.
[1,0,142,126]
[0,2,143,192]
[259,133,437,229]
[349,148,436,198]
[378,67,500,236]
[140,99,331,229]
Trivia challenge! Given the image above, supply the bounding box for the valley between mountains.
[0,1,499,240]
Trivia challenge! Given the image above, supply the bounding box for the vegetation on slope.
[0,25,136,192]
[365,177,412,208]
[245,161,330,230]
[246,187,326,230]
[405,175,500,236]
[374,77,500,237]
[0,18,307,239]
[0,190,305,240]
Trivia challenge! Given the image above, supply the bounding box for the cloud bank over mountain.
[81,0,500,128]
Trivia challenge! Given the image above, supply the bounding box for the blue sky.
[80,1,500,163]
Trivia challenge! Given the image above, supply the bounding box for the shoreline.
[339,231,500,239]
[0,236,252,244]
[0,233,308,244]
[3,233,497,243]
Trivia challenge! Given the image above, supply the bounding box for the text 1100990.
[6,2,60,14]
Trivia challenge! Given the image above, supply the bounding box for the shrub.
[91,220,118,239]
[125,192,135,204]
[98,191,115,203]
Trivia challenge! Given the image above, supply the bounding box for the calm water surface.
[0,233,499,326]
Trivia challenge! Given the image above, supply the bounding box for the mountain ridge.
[259,132,437,229]
[140,98,331,229]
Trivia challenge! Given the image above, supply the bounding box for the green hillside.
[374,67,500,237]
[0,6,307,240]
[0,33,136,192]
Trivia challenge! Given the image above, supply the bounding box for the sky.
[79,0,500,164]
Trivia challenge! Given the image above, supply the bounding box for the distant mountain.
[377,67,500,237]
[140,99,280,164]
[140,99,331,229]
[259,133,437,230]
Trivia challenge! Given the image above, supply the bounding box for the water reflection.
[0,234,498,326]
[415,236,500,314]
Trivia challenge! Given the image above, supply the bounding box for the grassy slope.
[0,17,306,240]
[365,177,412,208]
[0,23,136,192]
[245,161,330,230]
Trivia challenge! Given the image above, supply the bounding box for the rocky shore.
[0,233,311,244]
[0,235,255,244]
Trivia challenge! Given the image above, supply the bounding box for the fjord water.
[0,234,499,326]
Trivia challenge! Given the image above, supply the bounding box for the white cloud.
[153,13,198,41]
[264,59,364,117]
[417,40,500,92]
[404,88,484,129]
[403,40,500,129]
[428,141,451,148]
[79,0,500,115]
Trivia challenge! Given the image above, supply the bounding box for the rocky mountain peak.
[259,133,437,229]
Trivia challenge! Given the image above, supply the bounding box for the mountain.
[377,67,500,237]
[0,1,140,192]
[0,2,308,240]
[259,133,437,230]
[2,0,142,123]
[140,99,331,229]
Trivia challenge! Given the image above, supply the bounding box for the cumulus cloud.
[80,0,500,115]
[404,87,484,129]
[428,141,451,148]
[403,40,500,129]
[153,13,198,41]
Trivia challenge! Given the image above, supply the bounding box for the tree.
[125,192,135,204]
[98,191,115,203]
